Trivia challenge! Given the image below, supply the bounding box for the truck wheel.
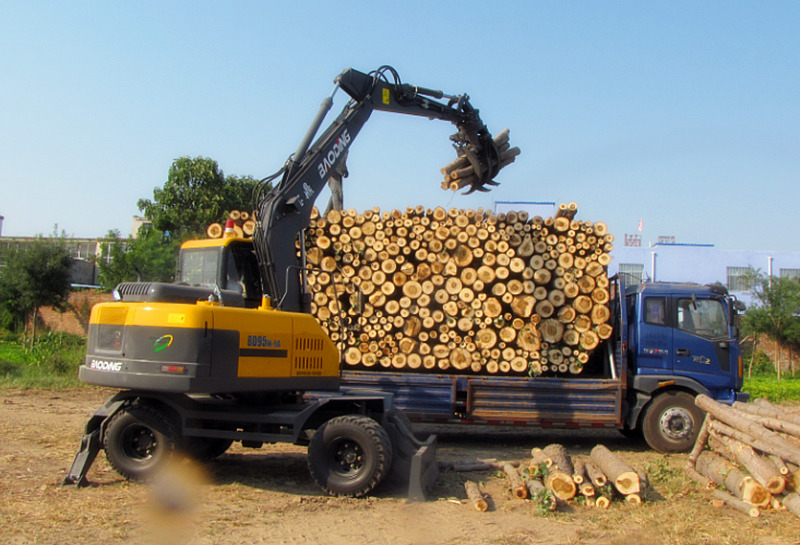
[307,415,393,497]
[104,405,177,481]
[642,391,703,453]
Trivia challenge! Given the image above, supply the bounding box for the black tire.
[181,437,233,461]
[618,426,644,441]
[642,391,704,453]
[103,404,177,481]
[307,415,393,497]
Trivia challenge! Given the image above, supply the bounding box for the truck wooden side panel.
[340,371,625,428]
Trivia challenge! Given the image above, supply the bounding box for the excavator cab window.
[178,243,262,308]
[228,243,263,307]
[179,248,220,287]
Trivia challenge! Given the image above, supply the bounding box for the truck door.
[633,295,673,373]
[672,296,735,390]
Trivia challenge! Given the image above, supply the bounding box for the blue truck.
[340,276,749,452]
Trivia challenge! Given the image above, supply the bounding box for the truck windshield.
[676,298,728,340]
[179,248,219,287]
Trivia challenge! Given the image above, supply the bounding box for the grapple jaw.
[441,116,519,194]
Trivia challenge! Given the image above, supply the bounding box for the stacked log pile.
[206,210,256,239]
[304,204,614,377]
[687,395,800,519]
[447,443,645,513]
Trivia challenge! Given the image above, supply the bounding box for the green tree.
[137,156,259,241]
[0,234,72,345]
[96,227,180,290]
[741,269,800,379]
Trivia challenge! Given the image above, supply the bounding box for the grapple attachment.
[441,126,520,194]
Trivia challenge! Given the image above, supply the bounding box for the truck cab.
[624,280,748,451]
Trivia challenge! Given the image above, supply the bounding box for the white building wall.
[610,244,800,305]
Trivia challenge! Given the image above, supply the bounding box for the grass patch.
[743,373,800,402]
[0,332,85,389]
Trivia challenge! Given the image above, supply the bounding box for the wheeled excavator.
[63,65,511,498]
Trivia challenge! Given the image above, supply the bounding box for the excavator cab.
[177,237,263,308]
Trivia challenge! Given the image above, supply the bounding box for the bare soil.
[1,388,798,545]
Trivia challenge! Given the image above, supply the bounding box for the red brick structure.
[37,291,113,337]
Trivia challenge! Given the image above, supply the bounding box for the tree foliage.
[96,227,180,290]
[137,156,259,241]
[741,268,800,378]
[0,234,72,341]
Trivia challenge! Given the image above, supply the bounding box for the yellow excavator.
[64,65,510,498]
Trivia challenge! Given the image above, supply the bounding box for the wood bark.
[735,399,800,429]
[464,480,489,512]
[572,458,587,485]
[696,395,800,465]
[543,443,574,475]
[695,451,772,507]
[590,444,640,495]
[783,492,800,518]
[712,489,760,517]
[584,461,607,488]
[709,432,786,494]
[503,463,529,499]
[530,448,553,471]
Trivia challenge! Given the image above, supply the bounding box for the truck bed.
[340,370,625,428]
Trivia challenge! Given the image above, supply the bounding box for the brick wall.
[37,291,113,336]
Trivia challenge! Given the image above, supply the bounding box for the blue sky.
[1,1,798,251]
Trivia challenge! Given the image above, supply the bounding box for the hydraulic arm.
[253,65,510,313]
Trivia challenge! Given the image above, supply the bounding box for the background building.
[609,244,800,306]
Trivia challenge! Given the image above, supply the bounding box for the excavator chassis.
[63,389,438,501]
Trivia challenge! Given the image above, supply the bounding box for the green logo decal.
[154,334,174,353]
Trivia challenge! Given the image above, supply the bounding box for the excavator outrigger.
[63,66,513,499]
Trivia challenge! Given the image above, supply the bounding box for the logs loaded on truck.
[304,203,613,377]
[299,203,749,453]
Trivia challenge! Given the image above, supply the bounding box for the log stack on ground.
[447,442,645,513]
[686,395,800,519]
[304,204,613,377]
[524,443,641,509]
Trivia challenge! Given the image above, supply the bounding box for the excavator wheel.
[307,415,393,497]
[103,404,178,481]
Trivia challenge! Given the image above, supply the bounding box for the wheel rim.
[330,437,365,477]
[120,424,159,463]
[659,407,694,441]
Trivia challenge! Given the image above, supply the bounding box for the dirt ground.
[1,388,798,545]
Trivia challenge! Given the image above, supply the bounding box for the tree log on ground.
[504,463,529,500]
[695,451,772,508]
[464,480,489,512]
[709,433,786,495]
[697,395,800,465]
[712,489,760,518]
[590,444,640,495]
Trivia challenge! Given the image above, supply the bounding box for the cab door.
[672,297,735,390]
[633,295,673,373]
